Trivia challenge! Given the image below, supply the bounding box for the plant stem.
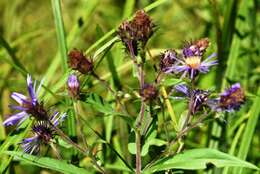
[135,130,142,174]
[73,101,89,149]
[51,123,106,173]
[127,42,145,174]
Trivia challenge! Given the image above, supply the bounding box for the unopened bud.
[67,74,80,99]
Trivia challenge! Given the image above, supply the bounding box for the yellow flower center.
[185,56,201,69]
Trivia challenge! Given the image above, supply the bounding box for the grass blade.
[51,0,68,73]
[233,88,260,174]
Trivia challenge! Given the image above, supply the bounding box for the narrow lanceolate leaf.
[51,0,68,73]
[144,148,259,173]
[4,151,88,174]
[233,88,260,174]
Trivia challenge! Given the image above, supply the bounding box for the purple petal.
[9,105,27,111]
[175,84,189,96]
[21,136,38,144]
[190,69,195,79]
[11,92,27,105]
[27,74,37,104]
[3,111,27,126]
[174,65,189,73]
[21,136,40,154]
[206,52,217,60]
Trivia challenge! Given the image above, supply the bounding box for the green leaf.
[161,77,183,87]
[84,93,114,115]
[128,130,167,156]
[144,148,259,173]
[83,93,134,126]
[4,151,88,174]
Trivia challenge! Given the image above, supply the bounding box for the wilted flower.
[131,10,154,45]
[20,112,66,155]
[67,74,80,99]
[159,50,178,73]
[209,83,245,112]
[175,84,209,114]
[183,38,210,57]
[140,83,158,101]
[68,49,93,74]
[3,75,48,127]
[118,10,154,56]
[118,21,138,56]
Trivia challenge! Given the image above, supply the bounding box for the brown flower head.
[117,10,154,56]
[68,49,93,74]
[219,83,245,111]
[131,10,155,45]
[194,38,210,53]
[140,83,158,101]
[183,38,210,57]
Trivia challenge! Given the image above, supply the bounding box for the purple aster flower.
[175,84,209,114]
[172,52,218,80]
[3,75,47,127]
[20,112,66,155]
[209,83,245,112]
[67,74,80,99]
[165,38,217,79]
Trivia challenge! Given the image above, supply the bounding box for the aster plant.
[2,5,257,174]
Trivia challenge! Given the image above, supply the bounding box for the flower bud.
[67,74,80,99]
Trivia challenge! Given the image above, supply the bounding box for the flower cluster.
[3,75,66,155]
[174,82,245,114]
[165,38,245,115]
